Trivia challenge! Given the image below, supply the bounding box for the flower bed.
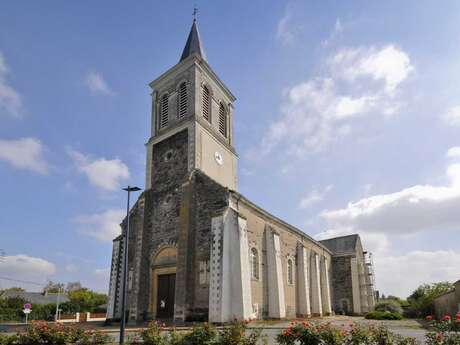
[127,320,263,345]
[276,321,418,345]
[0,321,110,345]
[0,318,442,345]
[425,313,460,345]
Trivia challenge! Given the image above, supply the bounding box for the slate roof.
[180,20,207,62]
[319,234,359,255]
[0,291,70,305]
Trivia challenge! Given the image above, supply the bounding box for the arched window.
[218,103,227,137]
[178,82,187,119]
[160,93,169,128]
[202,85,211,123]
[250,247,259,280]
[287,259,294,285]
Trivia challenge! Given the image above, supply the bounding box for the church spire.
[180,16,207,62]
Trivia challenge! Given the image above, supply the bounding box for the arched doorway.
[150,246,177,319]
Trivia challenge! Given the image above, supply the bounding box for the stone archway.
[150,245,177,319]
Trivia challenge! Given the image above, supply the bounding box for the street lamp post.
[119,186,141,345]
[55,285,62,322]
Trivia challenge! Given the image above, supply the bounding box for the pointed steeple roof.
[180,19,207,62]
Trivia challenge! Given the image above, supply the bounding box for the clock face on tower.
[214,151,223,165]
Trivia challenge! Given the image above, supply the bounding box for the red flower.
[456,313,460,321]
[426,315,433,321]
[436,332,444,341]
[442,315,451,321]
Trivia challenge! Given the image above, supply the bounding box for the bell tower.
[145,19,238,191]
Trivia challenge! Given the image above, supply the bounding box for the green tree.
[0,287,25,293]
[66,281,82,292]
[60,288,108,313]
[0,296,25,321]
[43,280,65,293]
[407,281,453,317]
[375,300,404,315]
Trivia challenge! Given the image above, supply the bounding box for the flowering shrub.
[181,322,219,345]
[365,310,403,320]
[0,321,110,345]
[425,314,460,345]
[128,320,265,345]
[128,321,185,345]
[219,319,264,345]
[277,321,418,345]
[0,319,422,345]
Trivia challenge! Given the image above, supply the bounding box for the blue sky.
[0,1,459,298]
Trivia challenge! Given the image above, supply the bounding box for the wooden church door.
[156,273,176,318]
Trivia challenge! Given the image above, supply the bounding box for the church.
[106,19,375,323]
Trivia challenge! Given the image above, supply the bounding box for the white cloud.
[276,6,295,45]
[0,52,22,117]
[322,18,344,47]
[75,209,124,242]
[330,45,413,94]
[299,185,333,209]
[447,146,460,158]
[444,105,460,126]
[64,264,79,273]
[256,45,413,157]
[321,152,460,235]
[84,71,114,96]
[68,149,130,192]
[0,255,56,289]
[376,250,460,298]
[334,95,378,119]
[0,137,48,174]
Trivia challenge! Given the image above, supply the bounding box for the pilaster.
[265,228,286,318]
[209,209,252,322]
[174,181,192,321]
[297,245,311,317]
[311,253,323,316]
[321,258,332,315]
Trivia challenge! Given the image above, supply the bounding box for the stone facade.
[106,20,375,323]
[320,235,376,315]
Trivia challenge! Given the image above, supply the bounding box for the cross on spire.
[193,6,198,22]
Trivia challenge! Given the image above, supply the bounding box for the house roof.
[319,234,359,254]
[1,291,70,305]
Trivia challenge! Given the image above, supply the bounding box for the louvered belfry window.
[160,94,169,128]
[178,82,187,119]
[219,103,227,137]
[202,85,211,122]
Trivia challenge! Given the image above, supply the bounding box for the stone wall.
[434,280,460,319]
[329,255,353,314]
[106,236,122,320]
[175,170,229,321]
